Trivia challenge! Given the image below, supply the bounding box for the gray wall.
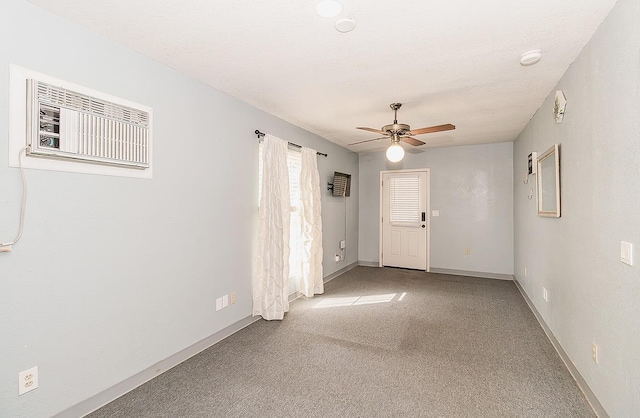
[0,1,357,417]
[513,0,640,415]
[359,142,513,275]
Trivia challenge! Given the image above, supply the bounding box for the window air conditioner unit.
[332,172,351,197]
[26,80,150,169]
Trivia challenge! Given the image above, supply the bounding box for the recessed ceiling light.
[316,0,343,18]
[335,18,356,33]
[520,50,542,66]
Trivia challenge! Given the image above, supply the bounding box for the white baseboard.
[356,264,513,281]
[513,278,609,418]
[56,265,358,418]
[357,260,379,267]
[324,261,358,283]
[430,267,514,281]
[54,315,260,418]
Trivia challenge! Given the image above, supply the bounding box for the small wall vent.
[26,80,150,169]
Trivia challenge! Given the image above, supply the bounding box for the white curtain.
[299,147,324,297]
[253,134,290,320]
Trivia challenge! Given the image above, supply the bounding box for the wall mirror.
[537,144,560,217]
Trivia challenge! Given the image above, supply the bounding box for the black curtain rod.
[255,130,328,157]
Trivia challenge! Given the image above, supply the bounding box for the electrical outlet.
[0,245,12,253]
[230,292,236,305]
[543,287,548,302]
[335,254,340,262]
[592,342,599,364]
[18,367,38,395]
[215,297,223,311]
[464,248,470,255]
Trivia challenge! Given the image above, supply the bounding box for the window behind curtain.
[258,144,303,288]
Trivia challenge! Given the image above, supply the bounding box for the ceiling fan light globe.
[386,143,405,162]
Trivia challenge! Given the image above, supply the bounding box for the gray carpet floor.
[87,267,595,417]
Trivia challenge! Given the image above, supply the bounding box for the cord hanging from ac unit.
[343,194,347,260]
[1,147,29,252]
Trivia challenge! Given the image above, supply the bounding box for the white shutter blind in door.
[389,175,420,225]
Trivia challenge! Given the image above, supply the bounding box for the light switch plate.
[215,297,223,311]
[621,241,633,266]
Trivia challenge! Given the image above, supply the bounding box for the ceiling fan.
[350,103,455,162]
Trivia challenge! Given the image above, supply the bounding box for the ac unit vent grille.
[36,82,149,126]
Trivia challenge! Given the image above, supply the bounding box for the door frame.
[379,168,431,271]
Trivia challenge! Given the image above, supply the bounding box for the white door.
[381,170,428,270]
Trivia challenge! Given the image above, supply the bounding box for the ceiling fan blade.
[408,123,456,136]
[400,136,425,146]
[357,127,387,135]
[348,137,388,146]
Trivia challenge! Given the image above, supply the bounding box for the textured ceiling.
[27,0,618,153]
